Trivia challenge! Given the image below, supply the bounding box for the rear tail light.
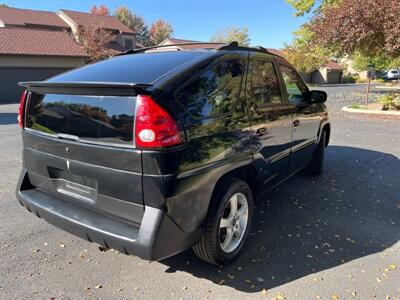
[134,95,184,148]
[18,90,28,128]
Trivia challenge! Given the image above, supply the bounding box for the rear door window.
[176,59,244,118]
[26,93,136,146]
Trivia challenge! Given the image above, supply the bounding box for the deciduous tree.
[114,6,151,46]
[284,25,328,73]
[76,25,114,61]
[149,19,173,45]
[311,0,400,57]
[210,27,250,46]
[90,5,110,16]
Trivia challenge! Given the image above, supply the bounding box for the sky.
[2,0,310,49]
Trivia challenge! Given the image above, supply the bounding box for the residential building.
[0,6,136,103]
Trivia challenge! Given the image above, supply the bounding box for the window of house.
[250,60,282,105]
[123,38,134,50]
[177,60,244,118]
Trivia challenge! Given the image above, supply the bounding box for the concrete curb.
[375,85,400,90]
[342,106,400,117]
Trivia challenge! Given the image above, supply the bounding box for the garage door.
[0,67,71,104]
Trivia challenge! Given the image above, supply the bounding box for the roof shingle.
[0,28,88,57]
[59,9,134,34]
[0,6,69,28]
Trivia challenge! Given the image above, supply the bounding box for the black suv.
[16,42,330,265]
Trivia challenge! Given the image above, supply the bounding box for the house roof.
[59,9,134,34]
[0,6,69,29]
[267,48,285,57]
[326,60,343,70]
[0,28,88,57]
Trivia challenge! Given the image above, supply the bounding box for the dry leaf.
[376,277,382,283]
[261,288,268,296]
[95,285,102,289]
[59,243,65,248]
[332,295,339,300]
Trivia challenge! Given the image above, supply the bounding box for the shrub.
[374,78,385,83]
[378,94,400,110]
[342,75,357,83]
[356,78,369,83]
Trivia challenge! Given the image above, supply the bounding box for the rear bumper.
[16,170,201,261]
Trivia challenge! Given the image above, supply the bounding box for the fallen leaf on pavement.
[260,288,268,296]
[95,285,102,289]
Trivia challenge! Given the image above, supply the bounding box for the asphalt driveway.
[0,84,399,299]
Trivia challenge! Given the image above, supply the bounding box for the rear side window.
[250,60,282,105]
[177,59,244,118]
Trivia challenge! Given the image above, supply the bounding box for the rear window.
[49,51,208,84]
[26,93,136,146]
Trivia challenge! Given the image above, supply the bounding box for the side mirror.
[309,90,327,103]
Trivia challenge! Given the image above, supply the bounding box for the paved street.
[0,84,399,299]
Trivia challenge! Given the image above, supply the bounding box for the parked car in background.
[16,42,330,265]
[386,69,399,80]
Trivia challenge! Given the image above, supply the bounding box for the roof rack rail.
[116,41,284,59]
[117,42,228,56]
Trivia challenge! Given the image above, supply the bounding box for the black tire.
[306,130,326,175]
[192,178,254,265]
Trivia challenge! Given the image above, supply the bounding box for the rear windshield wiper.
[19,81,153,96]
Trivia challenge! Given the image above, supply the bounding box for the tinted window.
[250,60,282,105]
[26,93,136,145]
[49,51,209,84]
[177,59,244,117]
[279,64,308,104]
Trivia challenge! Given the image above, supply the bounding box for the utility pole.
[366,62,375,107]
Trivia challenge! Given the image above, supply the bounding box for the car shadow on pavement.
[160,145,400,292]
[0,113,18,125]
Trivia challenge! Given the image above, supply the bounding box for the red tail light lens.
[18,90,28,128]
[135,95,183,148]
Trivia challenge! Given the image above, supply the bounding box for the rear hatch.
[19,51,213,224]
[22,90,144,224]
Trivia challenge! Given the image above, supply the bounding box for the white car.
[387,69,399,79]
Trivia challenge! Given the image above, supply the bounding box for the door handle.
[293,120,300,127]
[256,127,268,136]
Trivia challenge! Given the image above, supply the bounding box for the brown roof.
[0,7,69,29]
[60,9,134,34]
[0,28,88,57]
[267,48,286,57]
[326,60,343,70]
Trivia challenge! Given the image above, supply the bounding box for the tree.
[351,52,392,72]
[90,5,110,16]
[311,0,400,58]
[149,19,173,45]
[0,3,10,7]
[285,0,340,17]
[210,27,250,46]
[114,6,151,46]
[76,25,114,61]
[284,25,328,73]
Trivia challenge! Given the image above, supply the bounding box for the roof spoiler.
[18,81,153,96]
